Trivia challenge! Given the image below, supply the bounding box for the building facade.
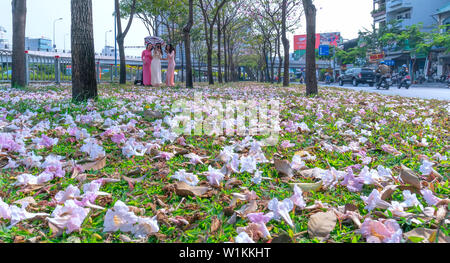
[372,0,449,80]
[373,0,448,30]
[0,26,9,50]
[25,37,53,52]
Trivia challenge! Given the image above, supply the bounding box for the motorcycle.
[398,74,411,89]
[376,74,391,90]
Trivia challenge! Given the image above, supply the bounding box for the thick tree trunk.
[71,0,97,102]
[183,0,194,88]
[282,0,290,87]
[217,12,222,83]
[303,0,318,95]
[11,0,27,88]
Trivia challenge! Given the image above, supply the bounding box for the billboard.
[294,32,341,51]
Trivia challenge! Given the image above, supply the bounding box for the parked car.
[338,68,376,87]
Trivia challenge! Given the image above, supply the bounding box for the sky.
[0,0,374,56]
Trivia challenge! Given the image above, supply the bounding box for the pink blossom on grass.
[290,184,306,209]
[103,201,138,233]
[420,189,441,206]
[206,166,225,186]
[268,198,294,228]
[361,189,391,211]
[111,133,126,145]
[246,212,274,239]
[360,218,402,243]
[47,200,89,234]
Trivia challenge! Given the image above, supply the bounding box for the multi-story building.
[372,0,449,79]
[432,3,450,78]
[25,37,53,52]
[0,26,10,50]
[373,0,448,30]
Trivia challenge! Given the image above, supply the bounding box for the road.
[319,82,450,101]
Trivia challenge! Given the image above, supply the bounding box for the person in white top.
[151,44,163,87]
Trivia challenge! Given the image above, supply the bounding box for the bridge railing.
[0,50,144,85]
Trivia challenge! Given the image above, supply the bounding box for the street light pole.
[53,18,63,51]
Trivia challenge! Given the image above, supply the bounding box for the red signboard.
[294,32,341,51]
[369,53,385,60]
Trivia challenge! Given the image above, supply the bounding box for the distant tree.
[115,0,137,84]
[183,0,194,88]
[198,0,228,85]
[11,0,27,88]
[302,0,317,95]
[71,0,98,102]
[281,0,289,87]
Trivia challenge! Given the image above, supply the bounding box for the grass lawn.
[0,82,448,243]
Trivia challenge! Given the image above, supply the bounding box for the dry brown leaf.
[400,165,422,189]
[210,216,222,234]
[175,182,210,197]
[380,185,399,200]
[225,178,243,190]
[78,156,106,172]
[122,173,148,184]
[307,211,337,240]
[13,197,36,206]
[13,236,26,243]
[404,228,450,243]
[274,158,293,178]
[143,110,163,119]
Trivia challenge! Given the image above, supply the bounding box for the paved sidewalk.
[320,83,450,101]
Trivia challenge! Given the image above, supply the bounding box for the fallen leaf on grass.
[400,165,421,189]
[307,211,337,241]
[122,173,148,184]
[210,216,221,234]
[225,178,243,190]
[13,197,37,206]
[175,182,210,197]
[274,158,293,178]
[404,228,450,243]
[271,232,293,243]
[380,185,399,200]
[78,156,106,172]
[290,181,322,192]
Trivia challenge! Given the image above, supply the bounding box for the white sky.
[0,0,373,56]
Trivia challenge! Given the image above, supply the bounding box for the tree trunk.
[217,12,222,83]
[115,0,136,84]
[282,0,290,87]
[276,35,282,84]
[183,0,194,88]
[71,0,97,102]
[223,27,228,82]
[207,24,214,85]
[11,0,27,88]
[303,0,318,95]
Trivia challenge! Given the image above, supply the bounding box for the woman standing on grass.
[151,44,163,87]
[141,43,153,86]
[163,44,176,87]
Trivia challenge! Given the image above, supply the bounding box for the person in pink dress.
[163,44,176,87]
[141,43,153,86]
